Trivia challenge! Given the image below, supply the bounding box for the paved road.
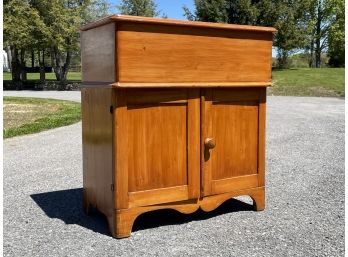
[3,92,344,257]
[3,90,81,102]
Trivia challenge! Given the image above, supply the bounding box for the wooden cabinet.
[81,15,276,238]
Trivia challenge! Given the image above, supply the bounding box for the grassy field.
[4,97,81,138]
[271,68,345,97]
[3,72,81,81]
[3,68,345,97]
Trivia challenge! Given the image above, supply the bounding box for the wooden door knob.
[204,138,216,149]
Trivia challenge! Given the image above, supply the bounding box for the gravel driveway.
[3,92,344,257]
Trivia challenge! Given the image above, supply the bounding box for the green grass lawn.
[3,97,81,138]
[3,68,345,97]
[3,72,81,81]
[271,68,345,97]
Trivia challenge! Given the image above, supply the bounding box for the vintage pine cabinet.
[80,15,276,238]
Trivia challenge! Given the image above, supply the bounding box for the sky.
[109,0,195,19]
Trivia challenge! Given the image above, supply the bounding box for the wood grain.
[129,185,189,207]
[211,174,259,195]
[202,89,213,196]
[115,89,129,209]
[125,88,188,105]
[212,88,261,102]
[112,82,272,88]
[81,22,115,82]
[199,186,265,212]
[203,88,261,196]
[83,86,268,238]
[115,88,201,207]
[258,88,267,187]
[114,186,265,238]
[117,23,273,84]
[211,101,259,179]
[81,16,272,238]
[81,87,114,221]
[187,89,201,199]
[127,103,187,192]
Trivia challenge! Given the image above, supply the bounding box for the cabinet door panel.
[211,101,258,180]
[127,103,187,192]
[115,88,200,209]
[203,88,266,196]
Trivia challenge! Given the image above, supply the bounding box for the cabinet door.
[115,88,200,209]
[202,88,266,196]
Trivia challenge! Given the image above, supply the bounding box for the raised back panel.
[81,22,115,83]
[117,23,272,84]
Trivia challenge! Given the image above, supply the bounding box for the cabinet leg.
[115,211,137,238]
[110,188,265,238]
[250,187,265,211]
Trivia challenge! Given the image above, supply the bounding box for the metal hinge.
[111,184,115,191]
[110,105,113,114]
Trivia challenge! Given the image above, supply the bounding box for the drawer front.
[117,23,273,84]
[202,88,266,196]
[115,88,200,209]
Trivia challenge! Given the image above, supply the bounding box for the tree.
[4,0,48,88]
[5,0,111,88]
[117,0,161,17]
[29,0,53,83]
[304,0,339,67]
[184,0,281,25]
[34,0,89,87]
[184,0,263,24]
[83,0,110,23]
[184,0,311,68]
[328,0,344,67]
[184,0,229,22]
[273,1,311,68]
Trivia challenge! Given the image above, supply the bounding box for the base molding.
[111,187,265,238]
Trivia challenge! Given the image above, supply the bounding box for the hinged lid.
[81,15,276,88]
[81,14,277,33]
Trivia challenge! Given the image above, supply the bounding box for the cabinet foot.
[200,187,265,212]
[109,187,265,238]
[114,200,199,238]
[115,211,137,238]
[250,187,265,211]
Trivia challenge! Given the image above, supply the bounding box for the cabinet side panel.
[81,22,115,82]
[258,88,266,187]
[82,88,114,218]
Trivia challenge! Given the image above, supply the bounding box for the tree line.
[120,0,344,68]
[4,0,344,88]
[4,0,109,88]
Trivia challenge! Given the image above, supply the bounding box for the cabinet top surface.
[80,14,277,33]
